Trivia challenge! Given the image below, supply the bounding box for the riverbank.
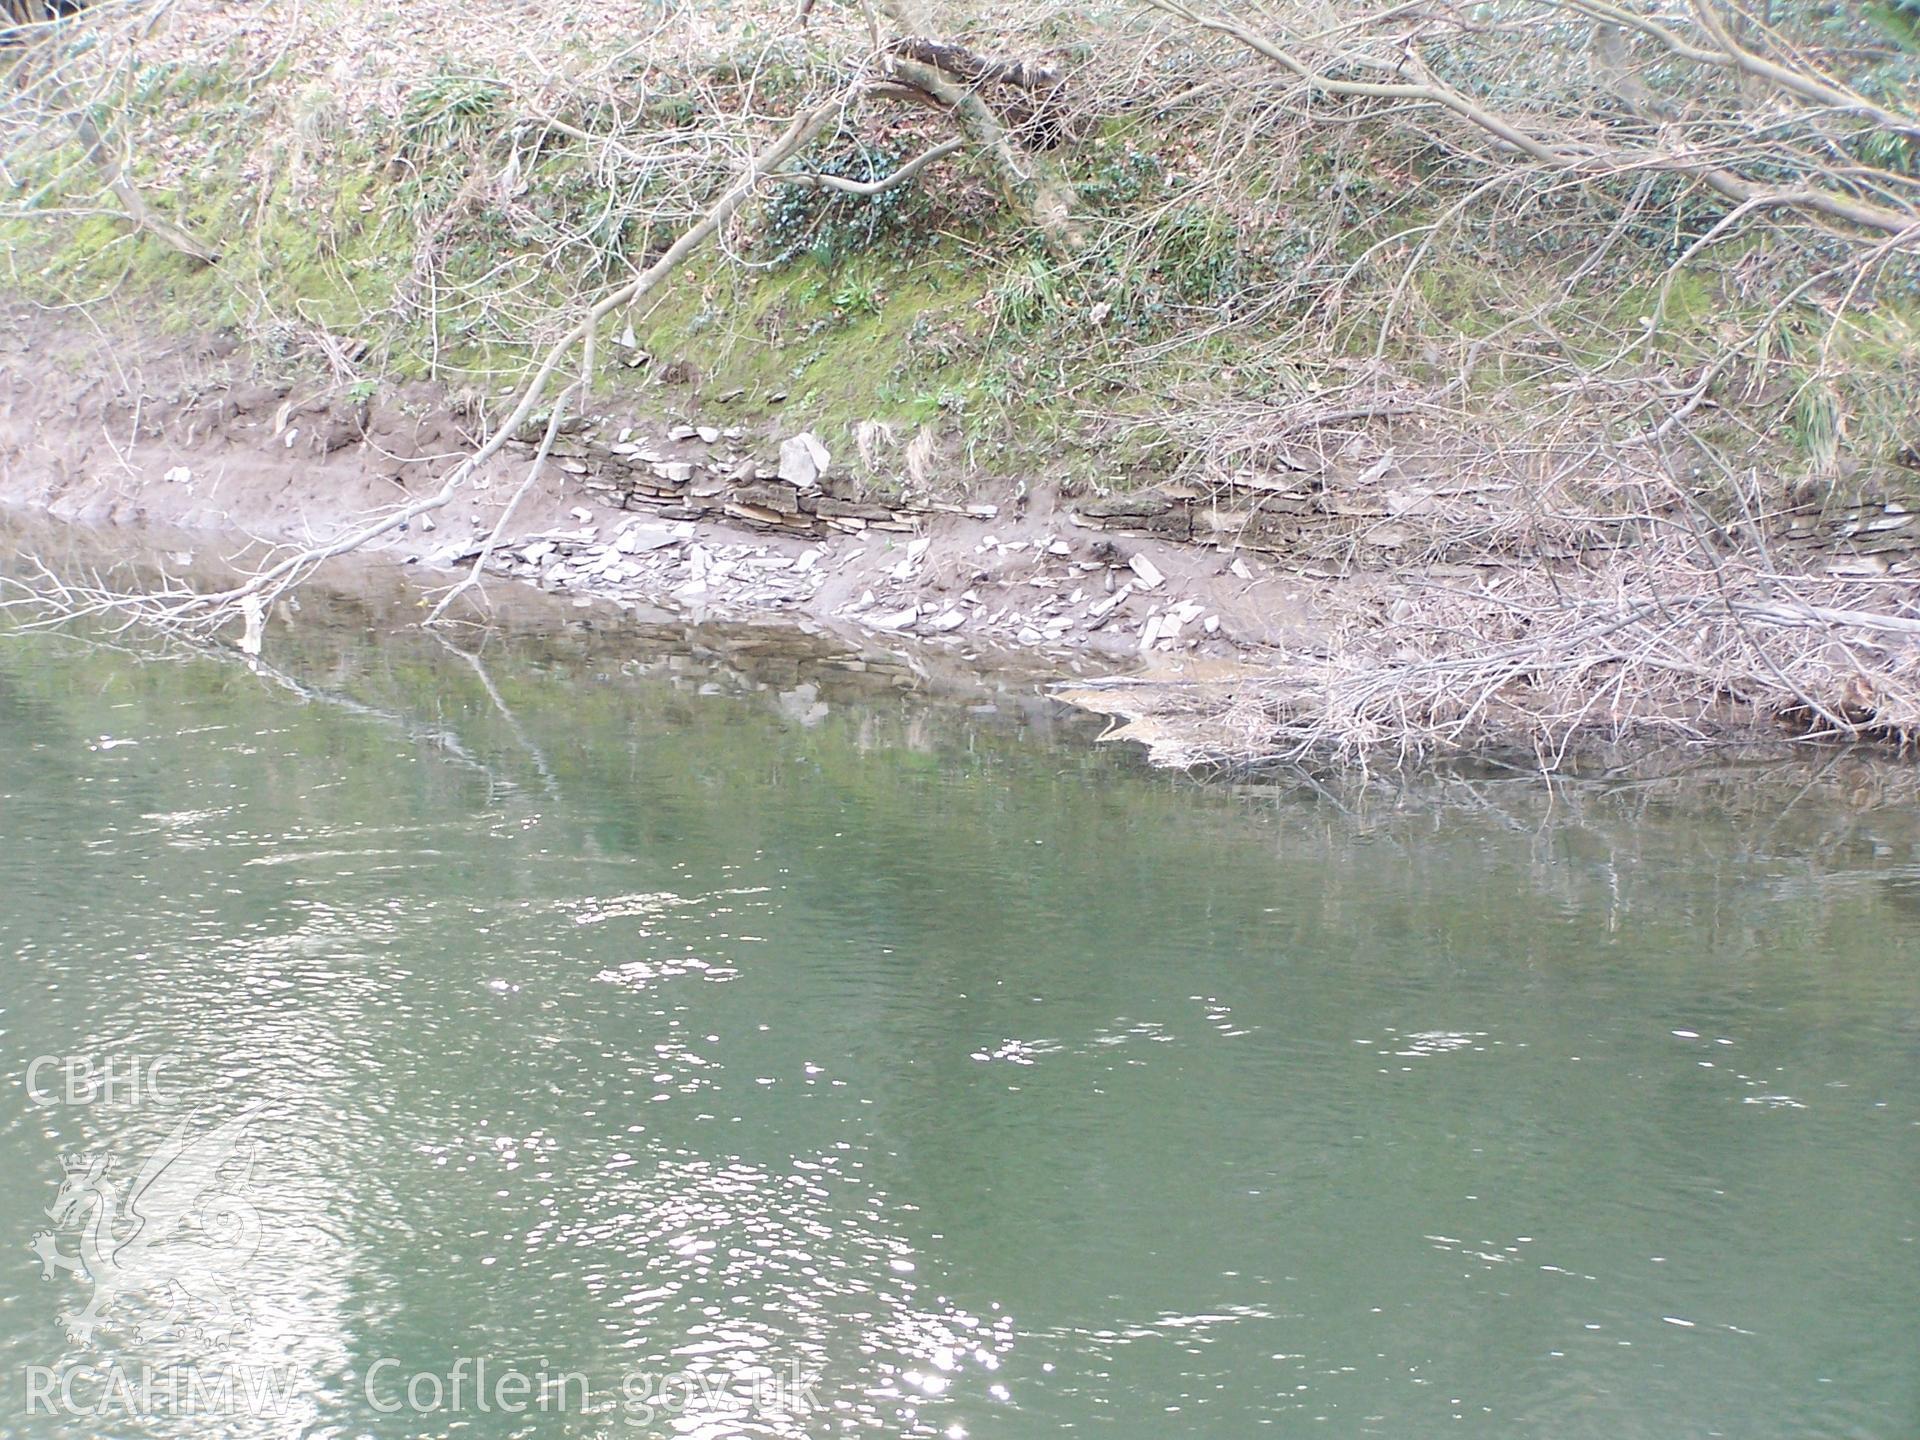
[8,307,1920,768]
[1,308,1330,761]
[4,0,1919,766]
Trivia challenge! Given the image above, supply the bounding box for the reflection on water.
[0,591,1917,1438]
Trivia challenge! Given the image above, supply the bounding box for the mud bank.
[1,317,1339,763]
[10,314,1920,769]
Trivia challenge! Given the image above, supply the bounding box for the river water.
[0,593,1916,1438]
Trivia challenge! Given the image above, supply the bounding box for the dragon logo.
[30,1105,268,1349]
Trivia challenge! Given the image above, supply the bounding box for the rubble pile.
[834,530,1228,658]
[437,416,1249,660]
[480,518,832,614]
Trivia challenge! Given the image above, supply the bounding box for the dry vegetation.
[3,0,1920,765]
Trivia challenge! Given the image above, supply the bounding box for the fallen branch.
[871,5,1082,246]
[422,381,582,625]
[12,93,853,645]
[774,135,964,194]
[69,112,220,264]
[886,36,1073,146]
[1138,0,1920,239]
[1560,0,1920,142]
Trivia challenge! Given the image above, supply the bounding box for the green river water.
[0,588,1916,1438]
